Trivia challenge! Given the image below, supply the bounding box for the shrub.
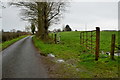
[2,32,28,42]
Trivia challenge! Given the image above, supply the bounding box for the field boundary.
[80,27,100,61]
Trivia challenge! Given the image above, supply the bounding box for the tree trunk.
[40,22,49,41]
[36,2,49,41]
[37,2,44,38]
[40,3,49,41]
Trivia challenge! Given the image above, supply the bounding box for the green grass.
[33,31,119,78]
[100,31,118,52]
[77,53,119,78]
[0,35,28,51]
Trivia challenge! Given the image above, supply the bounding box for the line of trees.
[10,0,67,41]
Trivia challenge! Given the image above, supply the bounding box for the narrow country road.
[2,36,48,78]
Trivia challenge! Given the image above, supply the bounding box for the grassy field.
[33,31,119,78]
[0,35,28,51]
[100,31,118,52]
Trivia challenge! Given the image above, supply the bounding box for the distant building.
[64,25,72,31]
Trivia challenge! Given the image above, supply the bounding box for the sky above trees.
[0,0,119,31]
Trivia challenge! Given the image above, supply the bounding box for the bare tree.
[0,1,6,8]
[10,1,67,41]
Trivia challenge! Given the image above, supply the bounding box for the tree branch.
[48,3,61,22]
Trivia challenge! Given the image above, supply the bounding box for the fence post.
[95,27,100,61]
[86,32,88,49]
[91,31,93,53]
[81,32,83,44]
[52,33,53,39]
[54,33,57,44]
[110,34,116,60]
[80,33,81,44]
[83,32,84,46]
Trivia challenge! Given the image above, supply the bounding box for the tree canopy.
[10,1,67,41]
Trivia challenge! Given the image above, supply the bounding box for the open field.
[33,31,119,78]
[100,31,118,52]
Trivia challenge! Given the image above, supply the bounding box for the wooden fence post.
[80,33,81,44]
[54,33,57,44]
[83,32,84,46]
[81,33,83,44]
[52,33,53,39]
[110,34,116,60]
[86,32,88,49]
[95,27,100,61]
[91,31,93,53]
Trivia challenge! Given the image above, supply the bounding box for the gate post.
[95,27,100,61]
[54,33,57,44]
[110,34,116,60]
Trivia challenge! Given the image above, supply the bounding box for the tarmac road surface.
[2,36,48,78]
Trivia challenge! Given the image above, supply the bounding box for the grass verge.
[0,35,28,51]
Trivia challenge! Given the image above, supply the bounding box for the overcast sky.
[0,0,119,31]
